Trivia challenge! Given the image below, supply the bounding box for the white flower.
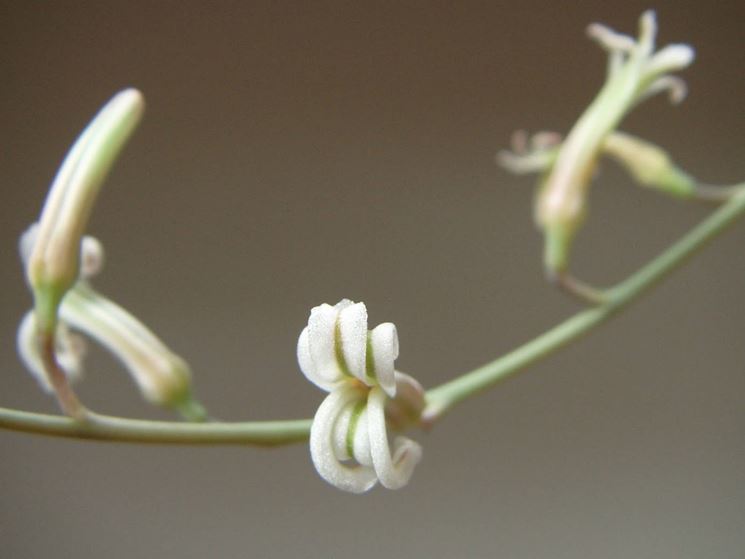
[498,11,695,274]
[297,299,423,493]
[26,89,144,333]
[18,223,205,421]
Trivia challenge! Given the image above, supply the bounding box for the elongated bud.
[27,89,144,333]
[602,131,695,197]
[60,284,205,420]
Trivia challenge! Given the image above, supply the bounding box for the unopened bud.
[602,131,695,197]
[27,89,144,332]
[61,285,205,420]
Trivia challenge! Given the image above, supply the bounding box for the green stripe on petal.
[345,399,366,459]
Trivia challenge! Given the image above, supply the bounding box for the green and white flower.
[499,11,695,274]
[298,300,423,493]
[26,89,144,334]
[18,224,206,420]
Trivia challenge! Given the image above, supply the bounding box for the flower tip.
[640,9,657,34]
[111,88,145,118]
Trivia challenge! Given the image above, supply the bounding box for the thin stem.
[550,270,608,305]
[0,184,743,445]
[423,183,745,421]
[41,330,87,419]
[0,408,312,447]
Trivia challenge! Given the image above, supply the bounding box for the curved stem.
[423,183,745,421]
[1,184,743,445]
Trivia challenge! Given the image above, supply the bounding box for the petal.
[18,223,39,268]
[337,301,368,383]
[307,303,346,386]
[350,407,373,467]
[586,22,635,53]
[310,388,379,494]
[79,235,105,279]
[636,10,657,58]
[297,326,338,391]
[497,149,556,175]
[367,386,422,490]
[369,322,398,397]
[637,76,688,106]
[646,43,695,76]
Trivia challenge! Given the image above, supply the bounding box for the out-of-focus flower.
[601,131,695,197]
[298,300,423,493]
[18,224,206,420]
[499,11,695,274]
[26,89,144,334]
[17,89,206,420]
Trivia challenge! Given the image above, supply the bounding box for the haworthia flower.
[499,11,695,275]
[298,300,423,493]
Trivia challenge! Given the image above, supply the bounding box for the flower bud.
[60,285,205,420]
[602,131,695,197]
[19,224,204,420]
[27,89,144,333]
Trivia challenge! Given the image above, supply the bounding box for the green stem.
[0,408,311,446]
[1,184,743,445]
[423,183,745,420]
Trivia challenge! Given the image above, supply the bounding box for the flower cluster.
[297,300,423,493]
[498,11,695,275]
[17,89,205,421]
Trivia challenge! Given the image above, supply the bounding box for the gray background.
[1,1,744,558]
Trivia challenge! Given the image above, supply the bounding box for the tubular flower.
[18,224,206,421]
[297,300,423,493]
[499,11,695,274]
[26,88,144,334]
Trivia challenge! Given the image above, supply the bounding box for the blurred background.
[1,1,743,557]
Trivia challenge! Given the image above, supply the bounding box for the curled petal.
[297,327,339,391]
[498,130,561,176]
[497,149,556,175]
[310,387,378,493]
[337,301,368,383]
[586,22,635,53]
[304,302,349,388]
[367,386,422,490]
[531,131,562,151]
[646,44,695,77]
[638,76,689,106]
[368,322,398,397]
